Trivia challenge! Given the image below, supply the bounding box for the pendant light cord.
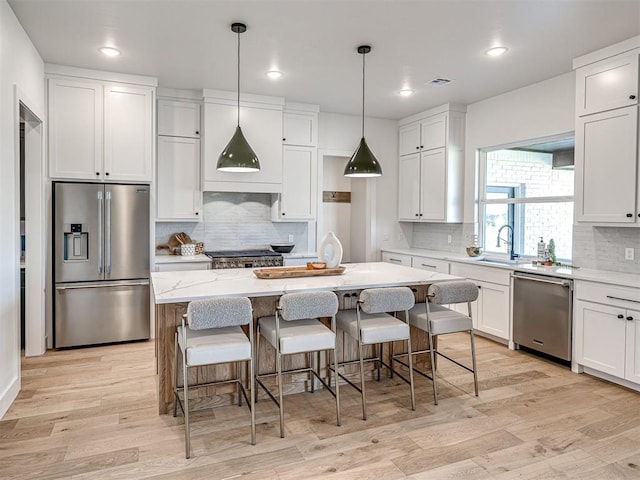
[237,29,241,127]
[361,51,365,138]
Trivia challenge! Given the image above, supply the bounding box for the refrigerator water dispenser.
[64,223,88,261]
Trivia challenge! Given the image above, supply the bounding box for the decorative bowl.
[270,243,295,253]
[306,262,326,270]
[466,246,483,257]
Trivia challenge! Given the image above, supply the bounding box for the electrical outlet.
[625,248,634,260]
[447,235,452,244]
[288,234,294,243]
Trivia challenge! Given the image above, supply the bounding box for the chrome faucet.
[496,224,518,260]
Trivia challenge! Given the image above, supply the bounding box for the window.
[479,136,574,261]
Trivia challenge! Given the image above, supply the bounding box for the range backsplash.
[156,192,308,252]
[412,223,640,274]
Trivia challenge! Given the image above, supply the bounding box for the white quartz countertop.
[151,262,463,304]
[381,247,640,289]
[281,252,318,259]
[155,254,211,264]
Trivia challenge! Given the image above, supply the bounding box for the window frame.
[477,134,574,260]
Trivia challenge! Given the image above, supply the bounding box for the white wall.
[318,112,403,261]
[463,72,576,222]
[0,0,44,417]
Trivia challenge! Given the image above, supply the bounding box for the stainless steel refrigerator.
[53,182,150,348]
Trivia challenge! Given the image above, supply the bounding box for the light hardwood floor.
[1,335,639,479]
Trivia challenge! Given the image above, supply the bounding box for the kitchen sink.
[472,257,530,266]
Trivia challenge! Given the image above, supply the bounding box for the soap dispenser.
[537,237,546,261]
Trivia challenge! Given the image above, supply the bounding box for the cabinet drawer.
[575,280,640,306]
[381,252,411,267]
[411,256,449,273]
[155,262,211,272]
[449,262,511,286]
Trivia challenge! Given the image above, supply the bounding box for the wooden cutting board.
[253,266,345,279]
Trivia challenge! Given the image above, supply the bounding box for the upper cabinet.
[397,104,466,223]
[573,37,640,226]
[575,53,638,116]
[47,67,156,182]
[283,103,318,146]
[202,89,284,193]
[157,99,201,138]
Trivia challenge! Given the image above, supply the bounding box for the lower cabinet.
[574,280,640,384]
[449,263,511,341]
[411,256,449,273]
[381,251,411,266]
[155,260,211,272]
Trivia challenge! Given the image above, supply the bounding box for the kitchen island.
[151,262,462,414]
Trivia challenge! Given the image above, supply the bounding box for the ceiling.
[8,0,640,120]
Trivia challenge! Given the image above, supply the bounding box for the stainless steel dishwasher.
[512,272,573,361]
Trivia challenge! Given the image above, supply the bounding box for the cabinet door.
[398,153,421,221]
[477,281,510,340]
[283,112,316,146]
[575,106,638,223]
[420,114,446,151]
[625,309,640,383]
[411,256,449,273]
[576,54,639,116]
[203,102,283,191]
[278,146,315,220]
[381,252,411,266]
[399,123,421,156]
[420,148,446,221]
[157,136,201,221]
[157,100,200,138]
[48,78,103,180]
[104,84,154,182]
[574,300,626,378]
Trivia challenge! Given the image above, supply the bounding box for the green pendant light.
[344,45,382,178]
[217,22,260,172]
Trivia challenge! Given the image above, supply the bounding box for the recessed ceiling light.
[485,46,508,57]
[266,70,284,79]
[99,47,121,57]
[399,89,414,97]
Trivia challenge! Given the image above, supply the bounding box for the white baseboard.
[0,376,20,419]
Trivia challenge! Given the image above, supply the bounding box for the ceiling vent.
[427,77,453,87]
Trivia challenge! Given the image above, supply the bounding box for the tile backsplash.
[156,192,308,252]
[412,222,640,274]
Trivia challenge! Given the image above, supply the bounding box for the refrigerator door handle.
[55,280,149,290]
[105,190,111,274]
[97,191,103,274]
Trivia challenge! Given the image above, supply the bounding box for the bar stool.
[394,280,479,405]
[335,287,416,420]
[174,296,255,459]
[256,291,340,438]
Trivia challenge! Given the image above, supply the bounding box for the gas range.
[205,249,283,269]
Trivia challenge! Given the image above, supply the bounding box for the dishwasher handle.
[512,272,572,288]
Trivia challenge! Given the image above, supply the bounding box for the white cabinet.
[397,104,465,223]
[202,90,284,193]
[449,262,511,341]
[411,256,449,273]
[575,106,638,223]
[48,76,154,182]
[575,53,638,116]
[104,84,154,182]
[272,146,316,221]
[574,281,640,385]
[381,251,411,267]
[157,100,200,138]
[155,260,211,272]
[283,111,317,146]
[573,42,640,226]
[48,78,103,180]
[157,136,201,221]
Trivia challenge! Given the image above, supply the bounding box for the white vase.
[317,232,343,268]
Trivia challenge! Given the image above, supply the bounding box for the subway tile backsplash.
[156,192,308,252]
[411,222,640,275]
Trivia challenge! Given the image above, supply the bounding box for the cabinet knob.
[477,285,482,289]
[420,145,424,149]
[282,212,286,216]
[626,213,633,218]
[415,213,419,217]
[419,213,423,217]
[627,316,634,321]
[195,212,199,216]
[105,172,110,176]
[283,138,286,142]
[416,146,419,150]
[96,172,100,176]
[195,131,199,135]
[618,314,625,319]
[630,95,637,100]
